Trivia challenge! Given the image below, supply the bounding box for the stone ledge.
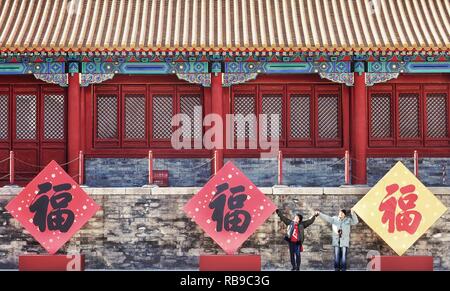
[151,187,201,195]
[323,187,371,195]
[428,187,450,195]
[2,186,450,196]
[273,187,323,195]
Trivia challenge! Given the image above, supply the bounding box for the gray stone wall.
[282,158,345,187]
[84,157,449,188]
[85,158,211,187]
[367,158,450,187]
[224,158,278,187]
[0,187,448,270]
[224,158,346,187]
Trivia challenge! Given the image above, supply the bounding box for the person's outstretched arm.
[317,211,333,224]
[276,209,292,226]
[302,214,317,228]
[350,209,359,225]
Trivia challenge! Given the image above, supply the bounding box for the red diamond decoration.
[6,160,100,254]
[184,161,277,254]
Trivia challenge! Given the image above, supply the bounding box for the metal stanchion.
[344,150,350,185]
[414,150,419,178]
[143,150,157,188]
[214,150,218,175]
[274,150,287,188]
[9,151,14,186]
[78,151,87,187]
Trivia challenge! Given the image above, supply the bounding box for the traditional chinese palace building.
[0,0,449,188]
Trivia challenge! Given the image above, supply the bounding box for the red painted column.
[67,73,81,178]
[351,72,368,184]
[211,73,224,172]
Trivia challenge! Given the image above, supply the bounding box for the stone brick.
[0,188,448,270]
[85,158,211,187]
[367,158,450,187]
[85,157,449,188]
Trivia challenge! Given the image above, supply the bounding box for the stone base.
[142,184,159,188]
[2,184,19,188]
[372,256,433,271]
[273,185,289,188]
[199,255,261,271]
[19,254,85,271]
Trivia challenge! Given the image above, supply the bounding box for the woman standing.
[315,209,358,271]
[276,209,318,271]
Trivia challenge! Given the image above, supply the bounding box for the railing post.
[214,150,219,175]
[345,150,350,185]
[148,150,154,185]
[277,150,283,185]
[9,151,14,185]
[414,150,419,178]
[78,150,84,185]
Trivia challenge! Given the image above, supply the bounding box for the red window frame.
[231,84,258,148]
[0,85,11,176]
[93,84,204,149]
[368,84,395,147]
[315,85,342,147]
[13,85,39,143]
[176,85,204,149]
[0,84,67,182]
[122,84,148,148]
[0,85,10,142]
[41,86,67,142]
[258,84,286,148]
[396,84,422,147]
[423,84,450,147]
[149,85,176,148]
[231,83,343,149]
[39,85,67,167]
[368,83,450,148]
[93,85,121,148]
[287,85,314,147]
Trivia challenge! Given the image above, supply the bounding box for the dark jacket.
[276,210,316,245]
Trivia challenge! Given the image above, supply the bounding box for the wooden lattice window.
[317,94,339,139]
[369,89,394,147]
[92,84,203,148]
[152,95,173,140]
[180,94,202,139]
[369,84,449,148]
[398,93,420,139]
[426,93,448,138]
[232,84,342,149]
[315,85,341,147]
[0,94,8,140]
[370,93,392,139]
[43,94,65,140]
[96,95,118,140]
[1,85,67,184]
[16,94,37,140]
[124,94,146,140]
[233,93,256,140]
[287,84,315,147]
[289,94,311,140]
[261,93,283,139]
